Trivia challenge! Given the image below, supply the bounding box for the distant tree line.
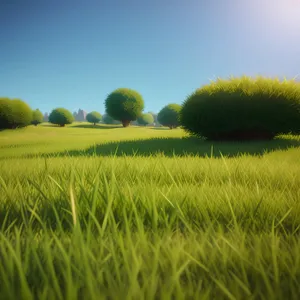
[1,76,300,140]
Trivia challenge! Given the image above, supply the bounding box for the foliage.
[11,99,33,128]
[137,113,154,126]
[102,114,121,124]
[147,111,160,125]
[157,103,181,129]
[31,109,44,126]
[49,108,74,127]
[0,98,13,129]
[86,111,102,125]
[104,88,144,127]
[180,76,300,140]
[0,97,32,129]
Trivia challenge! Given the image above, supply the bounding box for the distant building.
[73,109,87,122]
[78,109,87,121]
[43,112,49,122]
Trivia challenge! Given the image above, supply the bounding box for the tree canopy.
[157,104,181,129]
[104,88,144,127]
[49,108,74,127]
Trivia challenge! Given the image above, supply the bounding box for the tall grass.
[0,124,299,299]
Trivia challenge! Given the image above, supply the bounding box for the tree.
[148,111,158,123]
[31,109,44,126]
[102,114,121,124]
[104,88,144,127]
[86,111,102,125]
[157,104,181,129]
[49,108,74,127]
[0,98,32,129]
[137,113,154,126]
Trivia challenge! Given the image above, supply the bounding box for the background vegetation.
[31,109,44,126]
[157,103,182,129]
[137,113,154,126]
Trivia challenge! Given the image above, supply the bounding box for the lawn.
[0,123,300,300]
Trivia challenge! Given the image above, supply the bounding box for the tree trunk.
[121,120,130,127]
[60,124,65,127]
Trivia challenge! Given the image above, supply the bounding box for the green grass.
[0,122,300,299]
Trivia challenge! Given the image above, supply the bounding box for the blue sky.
[1,0,300,115]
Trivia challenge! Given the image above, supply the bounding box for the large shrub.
[157,104,181,129]
[86,111,102,125]
[0,98,13,129]
[180,76,300,140]
[31,109,44,126]
[49,108,74,127]
[137,113,154,126]
[0,98,32,129]
[11,99,32,128]
[104,88,144,127]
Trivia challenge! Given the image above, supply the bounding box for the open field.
[0,123,300,299]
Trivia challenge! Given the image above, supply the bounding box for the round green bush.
[180,76,300,140]
[49,108,74,127]
[0,98,13,129]
[157,104,181,129]
[137,113,154,126]
[31,109,44,126]
[104,88,144,127]
[0,98,32,129]
[86,111,102,125]
[11,99,32,128]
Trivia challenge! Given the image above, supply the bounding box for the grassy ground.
[0,122,300,300]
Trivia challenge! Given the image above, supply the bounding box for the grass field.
[0,122,300,300]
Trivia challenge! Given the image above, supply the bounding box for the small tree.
[86,111,102,125]
[49,108,74,127]
[104,88,144,127]
[157,104,181,129]
[137,113,154,126]
[148,111,158,124]
[31,109,44,126]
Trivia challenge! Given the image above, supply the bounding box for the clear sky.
[1,0,300,115]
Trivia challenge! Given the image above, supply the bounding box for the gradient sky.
[1,0,300,115]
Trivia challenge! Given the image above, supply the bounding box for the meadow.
[0,123,300,300]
